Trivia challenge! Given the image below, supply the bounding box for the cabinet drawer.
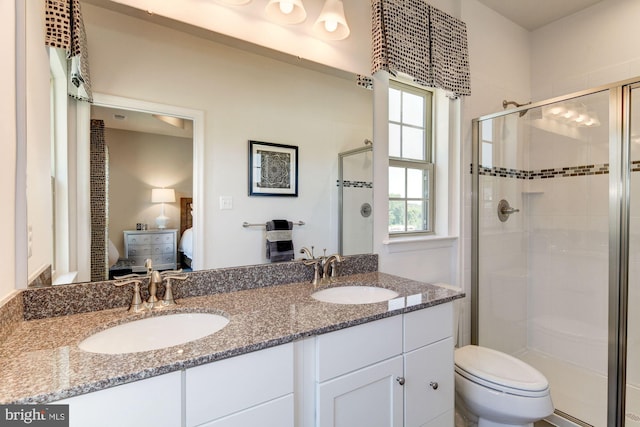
[404,302,452,352]
[128,246,151,257]
[185,343,294,427]
[151,244,174,255]
[57,372,181,427]
[199,394,294,427]
[317,316,402,382]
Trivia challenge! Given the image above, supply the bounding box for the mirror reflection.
[29,0,373,286]
[90,106,194,279]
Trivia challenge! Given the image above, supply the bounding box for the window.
[388,81,434,235]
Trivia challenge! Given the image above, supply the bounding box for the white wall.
[531,0,640,99]
[0,0,17,302]
[459,0,533,345]
[26,1,53,285]
[83,4,372,268]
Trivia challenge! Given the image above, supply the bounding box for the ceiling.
[476,0,603,30]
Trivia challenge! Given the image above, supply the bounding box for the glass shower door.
[626,84,640,426]
[339,147,373,255]
[474,90,611,426]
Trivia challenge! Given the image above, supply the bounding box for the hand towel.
[266,220,294,262]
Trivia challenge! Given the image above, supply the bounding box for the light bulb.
[279,1,294,14]
[324,19,338,32]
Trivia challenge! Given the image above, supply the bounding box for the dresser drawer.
[126,234,152,245]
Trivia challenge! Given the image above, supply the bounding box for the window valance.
[45,0,93,102]
[372,0,471,97]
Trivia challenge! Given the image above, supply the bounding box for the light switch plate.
[219,196,233,210]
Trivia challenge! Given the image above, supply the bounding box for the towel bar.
[242,221,305,228]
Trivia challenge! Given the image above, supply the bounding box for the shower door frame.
[471,77,640,426]
[338,145,373,255]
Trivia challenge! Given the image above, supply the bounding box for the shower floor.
[521,349,640,427]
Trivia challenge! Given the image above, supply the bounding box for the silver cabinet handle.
[429,381,439,390]
[396,377,405,386]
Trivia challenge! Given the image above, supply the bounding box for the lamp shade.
[265,0,307,24]
[313,0,350,40]
[151,188,176,203]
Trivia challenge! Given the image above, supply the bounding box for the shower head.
[503,100,531,117]
[364,139,373,146]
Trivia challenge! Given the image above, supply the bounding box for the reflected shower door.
[475,90,610,426]
[339,147,373,255]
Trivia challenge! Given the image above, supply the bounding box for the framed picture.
[249,141,298,197]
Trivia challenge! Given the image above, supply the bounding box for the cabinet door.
[56,372,181,427]
[404,338,454,427]
[317,356,403,427]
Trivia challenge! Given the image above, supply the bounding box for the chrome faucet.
[114,258,187,312]
[300,247,344,285]
[300,246,322,285]
[321,254,344,285]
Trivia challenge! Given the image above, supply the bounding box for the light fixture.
[151,188,176,229]
[265,0,307,24]
[313,0,350,40]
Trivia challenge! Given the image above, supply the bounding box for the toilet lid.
[455,345,549,393]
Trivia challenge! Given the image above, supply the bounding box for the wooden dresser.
[123,229,178,272]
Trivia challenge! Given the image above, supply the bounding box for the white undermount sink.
[311,286,399,305]
[78,312,229,354]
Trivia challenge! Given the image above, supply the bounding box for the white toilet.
[454,345,554,427]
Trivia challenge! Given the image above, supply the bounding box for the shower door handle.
[497,199,519,222]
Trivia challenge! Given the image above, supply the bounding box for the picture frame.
[249,140,298,197]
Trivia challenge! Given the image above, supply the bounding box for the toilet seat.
[455,345,549,398]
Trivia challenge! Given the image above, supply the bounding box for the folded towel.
[266,220,294,262]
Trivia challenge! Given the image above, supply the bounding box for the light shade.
[313,0,350,40]
[151,188,176,203]
[265,0,307,25]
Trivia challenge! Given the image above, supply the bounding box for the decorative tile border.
[473,162,611,180]
[338,180,373,188]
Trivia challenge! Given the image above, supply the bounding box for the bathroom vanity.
[0,257,462,427]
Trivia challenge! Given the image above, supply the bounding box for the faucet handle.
[113,278,147,313]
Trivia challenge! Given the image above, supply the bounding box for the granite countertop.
[0,272,463,404]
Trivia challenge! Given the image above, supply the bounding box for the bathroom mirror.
[27,0,373,285]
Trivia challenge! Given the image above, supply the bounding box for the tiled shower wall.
[477,92,611,375]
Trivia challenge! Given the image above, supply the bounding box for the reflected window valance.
[45,0,93,102]
[372,0,471,97]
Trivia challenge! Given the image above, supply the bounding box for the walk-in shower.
[472,79,640,426]
[338,144,373,255]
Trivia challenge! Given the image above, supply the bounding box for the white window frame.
[388,80,435,236]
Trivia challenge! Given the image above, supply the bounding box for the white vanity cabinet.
[55,303,453,427]
[185,343,294,427]
[57,371,182,427]
[304,302,454,427]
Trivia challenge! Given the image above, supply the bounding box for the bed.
[179,197,194,270]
